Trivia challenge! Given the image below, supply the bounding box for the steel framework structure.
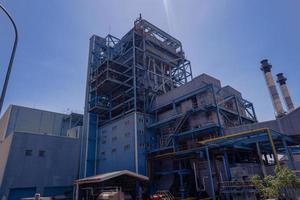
[82,16,299,200]
[88,16,192,126]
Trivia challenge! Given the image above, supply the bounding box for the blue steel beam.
[151,84,213,111]
[205,147,216,200]
[282,138,296,169]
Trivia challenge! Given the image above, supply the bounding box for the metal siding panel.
[43,186,73,198]
[0,106,12,139]
[1,132,80,193]
[8,187,36,200]
[14,107,41,133]
[97,113,136,174]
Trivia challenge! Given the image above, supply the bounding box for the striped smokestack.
[276,73,295,112]
[260,59,285,117]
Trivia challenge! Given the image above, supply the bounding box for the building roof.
[75,170,149,184]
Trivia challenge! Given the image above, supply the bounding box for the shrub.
[250,166,300,199]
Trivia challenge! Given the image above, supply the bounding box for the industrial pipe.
[276,73,295,112]
[198,128,280,167]
[260,59,285,117]
[0,4,18,114]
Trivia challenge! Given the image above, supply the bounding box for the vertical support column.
[132,30,137,111]
[192,161,200,192]
[211,85,223,136]
[135,181,141,200]
[178,161,185,199]
[256,141,267,176]
[205,147,216,200]
[134,112,139,174]
[251,103,258,122]
[109,93,112,120]
[74,183,79,200]
[223,150,231,181]
[172,137,175,152]
[172,101,176,113]
[267,129,280,167]
[234,96,242,125]
[282,138,295,170]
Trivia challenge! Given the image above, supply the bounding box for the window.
[38,150,45,157]
[124,144,130,151]
[139,118,144,123]
[112,136,117,142]
[139,130,144,135]
[101,151,106,156]
[112,126,117,131]
[111,148,117,153]
[124,120,130,126]
[25,150,32,156]
[125,132,131,137]
[102,140,106,144]
[102,130,107,135]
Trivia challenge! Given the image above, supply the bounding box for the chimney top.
[276,73,287,85]
[260,59,272,73]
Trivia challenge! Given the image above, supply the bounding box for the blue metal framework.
[149,127,298,199]
[146,80,260,198]
[88,16,193,125]
[83,16,298,200]
[83,16,193,177]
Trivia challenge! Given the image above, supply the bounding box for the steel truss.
[88,16,192,126]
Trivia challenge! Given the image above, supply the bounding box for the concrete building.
[0,105,83,200]
[80,16,300,200]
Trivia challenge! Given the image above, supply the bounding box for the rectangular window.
[124,120,130,126]
[111,148,117,153]
[38,150,45,157]
[102,140,106,144]
[101,151,106,156]
[112,136,117,142]
[112,126,117,131]
[124,144,130,151]
[125,132,131,137]
[25,150,32,156]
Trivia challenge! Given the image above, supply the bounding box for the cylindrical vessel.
[276,73,294,112]
[260,59,285,117]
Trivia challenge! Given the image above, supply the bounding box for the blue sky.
[0,0,300,121]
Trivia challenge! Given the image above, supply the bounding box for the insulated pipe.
[260,59,285,117]
[276,73,295,112]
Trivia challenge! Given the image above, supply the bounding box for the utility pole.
[0,4,18,114]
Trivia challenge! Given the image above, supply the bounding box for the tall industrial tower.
[81,16,193,177]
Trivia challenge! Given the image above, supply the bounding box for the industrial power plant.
[1,16,300,200]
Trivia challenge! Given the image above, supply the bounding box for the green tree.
[251,166,300,199]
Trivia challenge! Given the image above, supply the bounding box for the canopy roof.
[75,170,149,184]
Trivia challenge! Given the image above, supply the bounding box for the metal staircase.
[151,190,175,200]
[174,109,193,134]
